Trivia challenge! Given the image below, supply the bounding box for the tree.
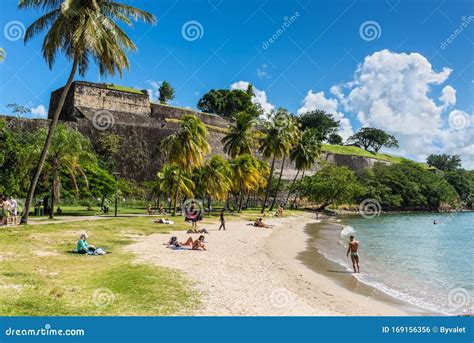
[327,133,343,145]
[298,110,340,141]
[156,164,194,211]
[197,89,253,117]
[158,81,175,104]
[348,127,399,153]
[426,154,462,172]
[93,133,122,171]
[299,163,363,210]
[34,124,96,219]
[231,154,266,211]
[269,112,300,211]
[161,115,210,215]
[221,112,257,158]
[6,103,31,117]
[258,110,294,213]
[284,128,321,207]
[19,0,156,224]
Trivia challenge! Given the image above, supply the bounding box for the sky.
[0,0,473,167]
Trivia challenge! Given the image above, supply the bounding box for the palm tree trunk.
[261,155,276,214]
[284,169,300,208]
[172,169,183,216]
[21,59,78,224]
[269,156,286,211]
[237,180,244,212]
[291,170,305,209]
[49,164,58,219]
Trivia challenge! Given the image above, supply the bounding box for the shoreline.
[128,212,421,315]
[292,218,438,316]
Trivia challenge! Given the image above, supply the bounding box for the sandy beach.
[127,212,410,316]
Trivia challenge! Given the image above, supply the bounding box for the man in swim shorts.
[346,235,360,273]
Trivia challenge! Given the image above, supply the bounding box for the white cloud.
[333,49,472,168]
[297,90,353,140]
[230,81,275,114]
[31,104,47,117]
[146,80,162,102]
[439,85,456,109]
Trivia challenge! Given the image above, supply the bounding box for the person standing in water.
[346,235,360,273]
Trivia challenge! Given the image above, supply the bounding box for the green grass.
[106,84,144,95]
[0,216,199,316]
[0,209,301,315]
[321,144,410,164]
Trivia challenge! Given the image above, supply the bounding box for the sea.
[307,211,473,315]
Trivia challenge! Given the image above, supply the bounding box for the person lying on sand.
[346,235,360,273]
[154,218,174,224]
[165,235,206,250]
[75,234,96,254]
[254,218,274,228]
[186,228,209,234]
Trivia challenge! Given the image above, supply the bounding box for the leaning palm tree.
[258,110,293,214]
[284,128,321,207]
[231,154,264,212]
[156,164,194,212]
[161,115,210,215]
[221,112,257,158]
[19,0,156,224]
[269,114,300,211]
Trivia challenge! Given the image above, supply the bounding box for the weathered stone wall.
[8,81,391,182]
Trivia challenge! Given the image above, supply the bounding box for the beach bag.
[94,248,106,255]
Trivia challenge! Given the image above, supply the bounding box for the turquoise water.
[314,212,473,315]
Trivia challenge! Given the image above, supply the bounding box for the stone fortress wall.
[6,81,389,182]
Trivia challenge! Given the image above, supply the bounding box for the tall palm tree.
[258,110,293,214]
[37,124,95,218]
[161,115,210,215]
[156,164,194,212]
[195,155,232,212]
[19,0,156,224]
[231,154,265,211]
[284,128,321,207]
[269,114,300,211]
[221,112,257,158]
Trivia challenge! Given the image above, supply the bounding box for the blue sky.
[0,0,473,166]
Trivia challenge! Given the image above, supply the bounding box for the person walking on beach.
[218,209,226,230]
[346,235,360,273]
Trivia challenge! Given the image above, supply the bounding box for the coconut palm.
[258,109,294,214]
[269,114,300,211]
[19,0,156,224]
[156,164,194,212]
[161,115,210,215]
[221,112,257,158]
[34,124,96,219]
[284,128,321,207]
[195,155,232,212]
[231,154,266,211]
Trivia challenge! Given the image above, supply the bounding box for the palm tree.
[284,129,321,207]
[161,115,210,215]
[258,110,293,214]
[221,112,256,158]
[19,0,156,224]
[35,124,96,219]
[156,164,194,212]
[195,155,232,212]
[269,114,300,211]
[231,154,265,211]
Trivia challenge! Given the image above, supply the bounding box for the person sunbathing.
[254,218,274,228]
[192,235,206,250]
[154,218,174,224]
[75,234,96,254]
[186,228,209,234]
[165,235,206,250]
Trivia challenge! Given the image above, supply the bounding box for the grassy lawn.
[106,84,144,95]
[321,144,408,164]
[0,208,297,316]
